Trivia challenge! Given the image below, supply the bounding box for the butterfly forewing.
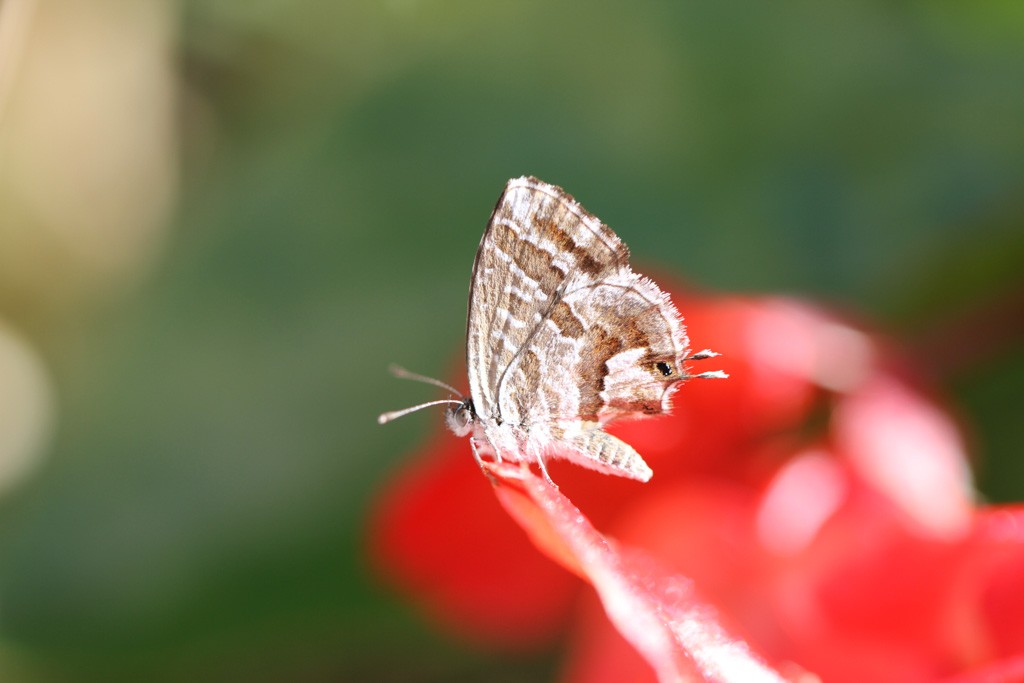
[467,178,624,422]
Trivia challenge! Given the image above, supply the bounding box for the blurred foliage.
[0,0,1021,681]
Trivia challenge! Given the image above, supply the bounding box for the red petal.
[485,461,798,683]
[368,432,578,648]
[833,374,974,539]
[934,655,1024,683]
[668,296,845,435]
[973,507,1024,658]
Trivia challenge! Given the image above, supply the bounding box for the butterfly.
[380,177,724,483]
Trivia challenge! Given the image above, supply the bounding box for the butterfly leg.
[535,453,557,488]
[469,436,504,465]
[469,437,485,468]
[473,436,503,464]
[469,437,500,484]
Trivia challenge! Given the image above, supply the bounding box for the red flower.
[369,286,1024,683]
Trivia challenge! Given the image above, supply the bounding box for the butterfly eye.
[444,398,475,437]
[656,361,673,377]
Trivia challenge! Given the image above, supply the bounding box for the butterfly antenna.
[378,399,464,425]
[687,349,729,379]
[388,364,461,395]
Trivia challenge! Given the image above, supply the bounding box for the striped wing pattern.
[465,177,690,481]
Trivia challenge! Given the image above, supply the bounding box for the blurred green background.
[0,1,1021,681]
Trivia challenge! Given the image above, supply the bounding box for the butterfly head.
[444,397,476,437]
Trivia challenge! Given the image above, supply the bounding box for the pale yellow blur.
[0,0,178,503]
[0,0,178,319]
[0,320,52,495]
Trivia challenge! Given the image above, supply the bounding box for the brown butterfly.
[380,177,724,483]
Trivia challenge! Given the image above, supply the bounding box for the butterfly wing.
[466,177,690,481]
